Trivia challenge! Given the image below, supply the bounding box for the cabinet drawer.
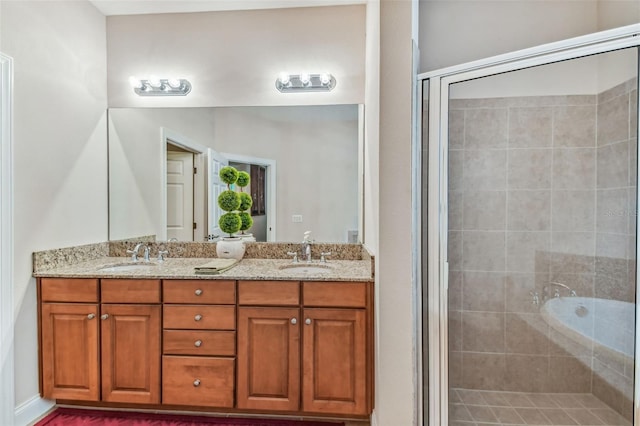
[162,356,234,408]
[41,278,99,303]
[238,281,299,306]
[163,330,235,356]
[163,305,236,330]
[163,280,235,304]
[101,279,161,303]
[303,281,367,308]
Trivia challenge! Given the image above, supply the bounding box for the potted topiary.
[236,170,255,241]
[215,166,253,259]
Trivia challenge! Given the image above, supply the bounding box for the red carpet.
[35,408,345,426]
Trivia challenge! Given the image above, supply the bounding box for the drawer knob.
[305,318,312,325]
[194,340,202,347]
[193,379,201,387]
[195,289,203,296]
[101,314,109,320]
[291,318,297,325]
[87,313,95,320]
[194,314,203,321]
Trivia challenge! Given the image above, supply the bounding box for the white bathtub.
[540,296,635,365]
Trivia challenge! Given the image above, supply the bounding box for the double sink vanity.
[33,240,374,420]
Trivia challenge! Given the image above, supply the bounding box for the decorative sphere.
[219,166,239,185]
[239,212,253,231]
[239,192,253,211]
[236,171,250,187]
[219,212,241,235]
[218,190,241,212]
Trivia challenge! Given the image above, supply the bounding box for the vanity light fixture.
[275,72,336,93]
[130,76,192,96]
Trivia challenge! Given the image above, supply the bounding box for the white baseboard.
[14,395,54,426]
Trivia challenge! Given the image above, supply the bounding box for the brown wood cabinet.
[237,306,300,411]
[39,276,373,417]
[302,308,367,415]
[101,304,161,404]
[41,302,100,401]
[162,279,236,408]
[236,280,371,416]
[39,278,162,403]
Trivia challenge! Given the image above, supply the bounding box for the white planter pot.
[216,237,246,260]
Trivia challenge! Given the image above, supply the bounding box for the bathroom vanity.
[34,243,374,419]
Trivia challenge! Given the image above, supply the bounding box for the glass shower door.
[443,48,639,425]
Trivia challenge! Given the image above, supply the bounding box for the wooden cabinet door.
[237,307,300,411]
[41,303,100,401]
[101,304,161,404]
[302,308,367,415]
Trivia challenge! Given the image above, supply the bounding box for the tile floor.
[450,388,631,426]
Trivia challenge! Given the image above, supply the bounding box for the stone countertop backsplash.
[33,238,374,282]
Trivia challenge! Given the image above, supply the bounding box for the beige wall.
[375,0,416,425]
[0,0,108,410]
[598,0,640,30]
[106,6,366,108]
[109,106,360,243]
[419,0,599,72]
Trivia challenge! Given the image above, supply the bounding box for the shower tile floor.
[450,388,631,426]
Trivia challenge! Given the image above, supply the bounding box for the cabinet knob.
[87,313,95,320]
[290,318,297,325]
[194,340,202,347]
[194,314,203,321]
[101,314,109,320]
[305,318,311,325]
[193,379,201,387]
[195,289,203,296]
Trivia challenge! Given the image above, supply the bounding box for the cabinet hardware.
[87,313,95,320]
[290,318,297,325]
[305,318,312,325]
[194,314,203,321]
[193,379,201,387]
[194,340,202,347]
[195,289,203,296]
[101,314,109,320]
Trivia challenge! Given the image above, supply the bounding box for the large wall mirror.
[108,105,364,243]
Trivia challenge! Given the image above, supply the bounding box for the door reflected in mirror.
[108,105,363,243]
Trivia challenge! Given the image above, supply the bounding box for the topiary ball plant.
[236,171,250,187]
[218,190,241,211]
[234,169,253,236]
[238,192,253,212]
[239,211,253,233]
[218,165,254,238]
[219,212,241,235]
[219,166,239,185]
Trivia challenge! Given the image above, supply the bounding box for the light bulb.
[319,73,331,85]
[299,73,310,85]
[128,76,143,89]
[148,75,162,88]
[167,78,181,88]
[278,72,290,85]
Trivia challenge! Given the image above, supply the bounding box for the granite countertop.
[33,257,373,282]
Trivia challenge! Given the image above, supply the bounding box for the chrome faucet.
[301,231,313,263]
[126,243,150,262]
[550,281,577,297]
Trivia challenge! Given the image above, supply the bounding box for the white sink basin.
[99,263,158,272]
[279,264,332,274]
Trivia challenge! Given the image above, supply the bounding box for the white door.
[208,149,228,239]
[167,151,194,241]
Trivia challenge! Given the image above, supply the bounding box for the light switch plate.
[292,214,303,223]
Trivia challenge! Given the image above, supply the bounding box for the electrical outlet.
[292,214,303,223]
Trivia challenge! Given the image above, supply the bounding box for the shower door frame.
[416,23,640,426]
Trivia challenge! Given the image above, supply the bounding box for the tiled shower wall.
[447,78,638,418]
